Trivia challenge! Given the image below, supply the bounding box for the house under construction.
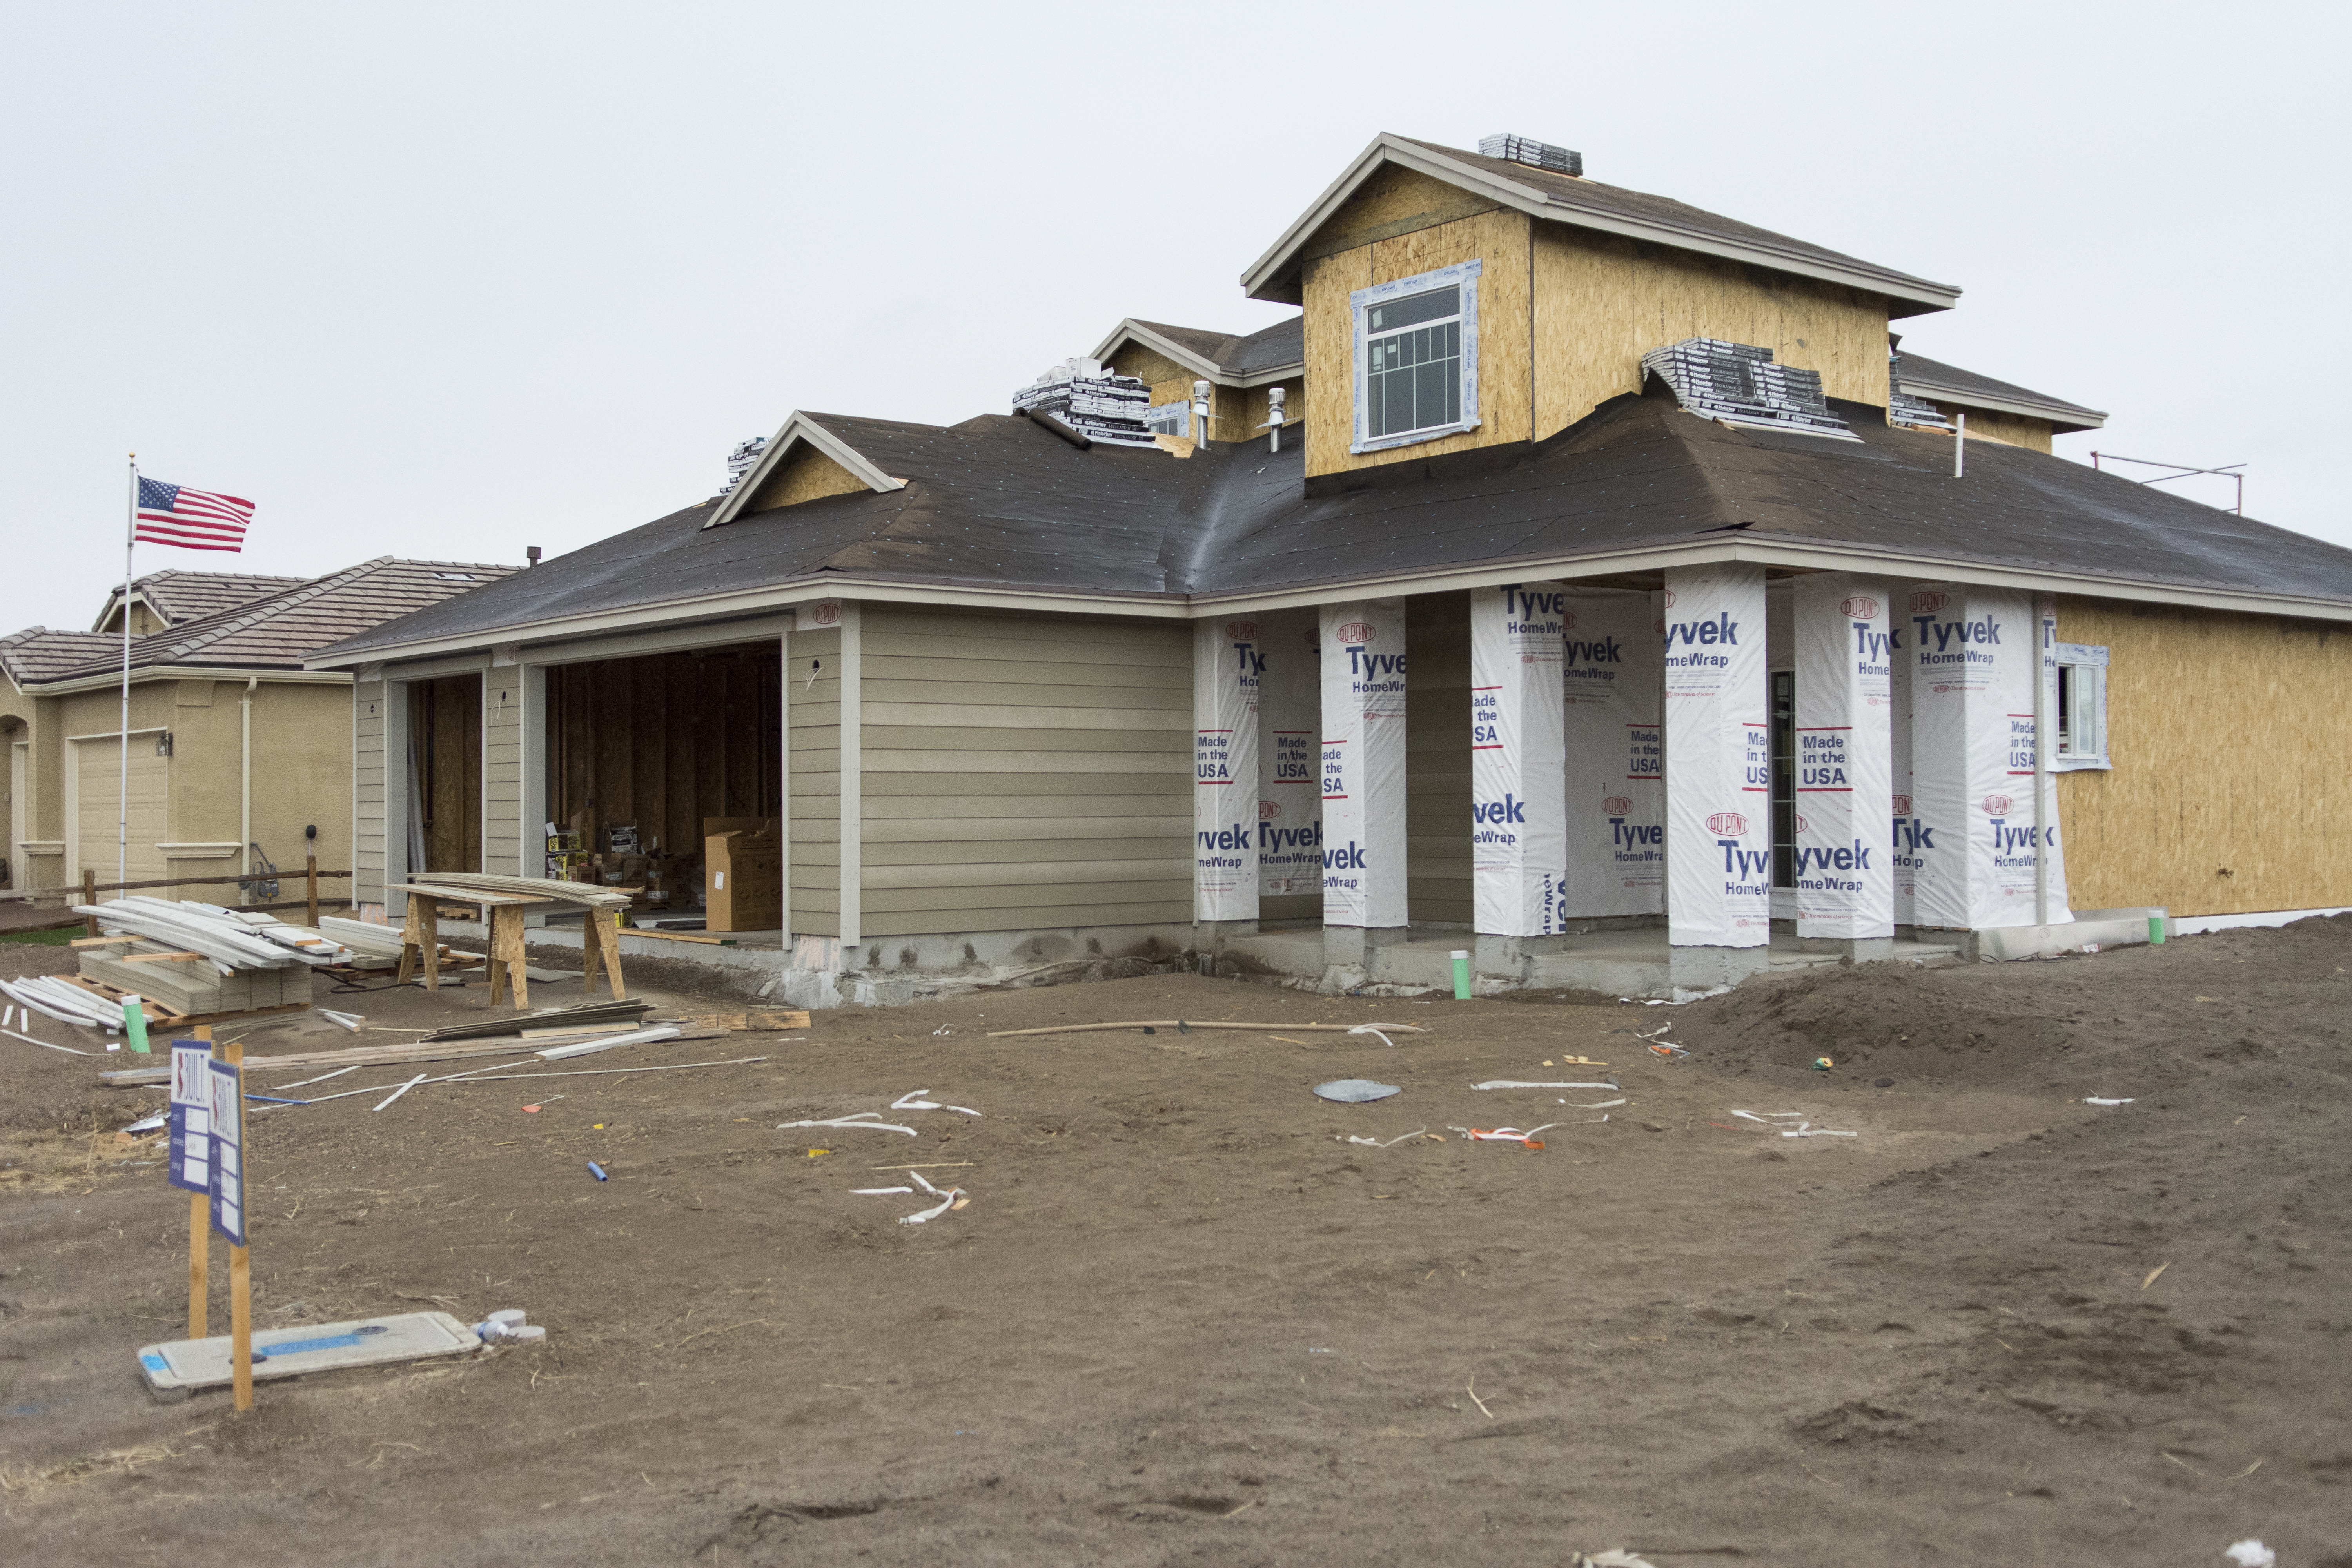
[310,132,2352,1005]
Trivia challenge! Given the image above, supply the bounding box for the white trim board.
[837,603,862,949]
[2168,906,2352,937]
[18,666,351,696]
[1087,318,1303,389]
[706,413,906,530]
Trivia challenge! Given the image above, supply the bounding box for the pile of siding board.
[1011,358,1158,447]
[1887,349,1953,431]
[64,898,354,1019]
[1641,338,1855,439]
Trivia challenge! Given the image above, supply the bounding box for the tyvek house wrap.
[1470,584,1568,936]
[1905,584,2070,928]
[1320,602,1407,928]
[1256,610,1322,901]
[1793,573,1895,940]
[1561,588,1664,918]
[1194,617,1261,922]
[1663,565,1770,946]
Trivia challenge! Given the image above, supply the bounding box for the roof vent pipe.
[1191,380,1213,448]
[526,546,542,568]
[1954,412,1966,479]
[1259,386,1287,454]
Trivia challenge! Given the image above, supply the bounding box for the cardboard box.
[705,830,782,932]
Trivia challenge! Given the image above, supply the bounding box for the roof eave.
[1089,319,1304,389]
[1241,133,1961,316]
[1905,377,2108,433]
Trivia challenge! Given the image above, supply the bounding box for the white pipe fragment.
[1473,1080,1617,1091]
[372,1073,428,1111]
[2084,1096,2134,1106]
[852,1186,915,1196]
[776,1112,918,1136]
[899,1189,960,1225]
[1349,1025,1399,1048]
[535,1024,681,1061]
[4,1026,89,1056]
[275,1064,361,1089]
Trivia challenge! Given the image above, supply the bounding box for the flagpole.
[120,454,136,892]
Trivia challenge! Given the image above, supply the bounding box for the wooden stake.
[305,854,319,928]
[224,1036,252,1413]
[83,869,99,937]
[188,1025,212,1339]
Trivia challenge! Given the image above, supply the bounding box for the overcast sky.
[3,2,2343,634]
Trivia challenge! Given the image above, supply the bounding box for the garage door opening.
[406,673,483,877]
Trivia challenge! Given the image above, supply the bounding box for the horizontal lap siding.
[483,674,524,876]
[355,681,387,906]
[858,608,1191,939]
[789,628,842,936]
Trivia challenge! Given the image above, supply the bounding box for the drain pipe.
[240,676,256,904]
[1953,412,1966,478]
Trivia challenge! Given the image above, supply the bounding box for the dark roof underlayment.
[313,395,2352,664]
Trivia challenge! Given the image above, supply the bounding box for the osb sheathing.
[1298,165,1894,477]
[1924,403,2054,453]
[747,444,868,512]
[2055,597,2352,918]
[1101,342,1300,450]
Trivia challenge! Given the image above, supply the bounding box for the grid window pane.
[1366,316,1463,439]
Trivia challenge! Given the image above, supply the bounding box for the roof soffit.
[706,412,907,529]
[1242,134,1962,316]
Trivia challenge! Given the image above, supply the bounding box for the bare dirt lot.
[2,919,2347,1566]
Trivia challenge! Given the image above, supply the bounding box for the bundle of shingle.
[1641,338,1855,439]
[1479,134,1582,178]
[1012,358,1158,447]
[722,436,769,493]
[1886,350,1953,431]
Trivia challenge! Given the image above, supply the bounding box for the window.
[2054,643,2110,769]
[1145,401,1192,439]
[1351,260,1481,454]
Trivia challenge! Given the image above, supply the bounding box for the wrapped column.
[1904,584,2070,928]
[2035,594,2071,918]
[1891,613,1918,927]
[1793,575,1895,942]
[1470,584,1567,936]
[1192,617,1261,924]
[1320,603,1408,932]
[1561,588,1665,917]
[1256,610,1322,906]
[1662,564,1769,948]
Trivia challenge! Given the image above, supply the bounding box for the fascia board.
[20,664,352,695]
[704,412,906,530]
[1242,134,1961,316]
[1904,377,2108,431]
[514,612,801,669]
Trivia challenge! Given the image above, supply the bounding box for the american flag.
[135,477,254,552]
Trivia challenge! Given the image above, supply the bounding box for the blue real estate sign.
[207,1057,246,1245]
[167,1041,211,1196]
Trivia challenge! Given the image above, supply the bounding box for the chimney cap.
[526,545,543,567]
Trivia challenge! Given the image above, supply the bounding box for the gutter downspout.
[241,676,256,905]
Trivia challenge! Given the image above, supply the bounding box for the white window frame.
[2053,642,2110,770]
[1350,260,1481,454]
[1145,400,1193,439]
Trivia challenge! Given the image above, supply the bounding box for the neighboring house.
[2,557,515,903]
[308,131,2352,1005]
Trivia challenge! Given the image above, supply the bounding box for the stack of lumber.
[73,897,355,970]
[1011,358,1157,447]
[78,938,309,1018]
[417,997,651,1043]
[400,873,632,910]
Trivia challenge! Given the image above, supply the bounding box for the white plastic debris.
[2085,1096,2136,1107]
[122,1113,168,1134]
[1348,1025,1400,1048]
[891,1089,981,1116]
[777,1112,918,1136]
[1344,1128,1428,1148]
[471,1307,544,1344]
[1314,1079,1402,1103]
[1474,1080,1618,1091]
[852,1185,915,1196]
[1449,1124,1557,1144]
[319,1009,366,1033]
[1733,1109,1856,1139]
[2225,1543,2275,1568]
[1561,1098,1627,1109]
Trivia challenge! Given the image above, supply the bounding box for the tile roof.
[97,570,307,631]
[4,558,517,686]
[309,393,2352,664]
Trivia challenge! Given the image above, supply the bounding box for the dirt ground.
[0,918,2345,1566]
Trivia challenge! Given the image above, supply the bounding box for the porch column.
[1662,563,1769,985]
[1903,584,2069,931]
[1254,609,1322,908]
[1793,574,1895,956]
[1560,587,1664,919]
[1193,615,1262,933]
[1319,601,1407,967]
[1469,584,1566,976]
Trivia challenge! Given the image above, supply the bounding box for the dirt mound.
[1671,962,2077,1085]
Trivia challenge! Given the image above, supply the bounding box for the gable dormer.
[1245,132,1960,479]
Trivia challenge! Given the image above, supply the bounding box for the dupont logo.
[1840,595,1881,619]
[1795,812,1811,835]
[1224,620,1258,640]
[1601,795,1633,815]
[1561,608,1580,630]
[806,601,842,628]
[1909,590,1951,615]
[1661,589,1677,608]
[1335,621,1376,645]
[1982,793,2015,815]
[1258,799,1281,821]
[1892,793,1913,815]
[1706,811,1749,837]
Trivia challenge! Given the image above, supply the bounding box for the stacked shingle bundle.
[1886,350,1953,431]
[722,436,768,493]
[1012,358,1158,447]
[1641,338,1854,439]
[1479,134,1583,177]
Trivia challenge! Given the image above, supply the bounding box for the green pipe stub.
[123,996,150,1055]
[2149,916,2167,945]
[1451,949,1472,1000]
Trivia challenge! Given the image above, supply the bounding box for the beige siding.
[1405,593,1472,924]
[855,608,1191,939]
[788,626,842,936]
[483,670,523,875]
[354,679,387,905]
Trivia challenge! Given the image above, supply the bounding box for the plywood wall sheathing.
[1532,229,1890,444]
[1926,404,2054,453]
[2055,597,2352,918]
[409,674,484,876]
[1405,593,1473,924]
[748,445,869,512]
[855,608,1191,939]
